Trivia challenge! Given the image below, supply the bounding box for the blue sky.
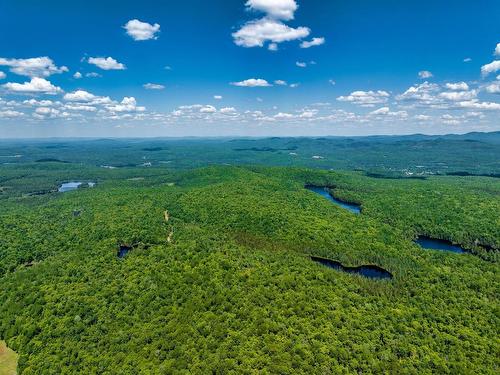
[0,0,499,137]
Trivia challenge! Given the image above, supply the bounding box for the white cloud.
[63,90,112,105]
[290,83,299,88]
[296,61,307,68]
[445,82,469,91]
[495,43,500,56]
[200,105,217,113]
[214,95,222,99]
[337,90,390,107]
[64,104,97,112]
[300,37,325,48]
[23,99,56,107]
[463,57,472,63]
[396,82,440,104]
[0,72,5,79]
[0,57,68,77]
[481,60,500,76]
[88,57,126,70]
[418,70,433,79]
[124,19,160,41]
[245,0,298,20]
[439,90,477,101]
[232,18,309,48]
[73,72,82,79]
[274,112,294,119]
[2,77,63,94]
[220,107,237,114]
[369,107,408,118]
[230,78,272,87]
[0,110,23,118]
[485,82,500,94]
[86,72,101,78]
[329,79,336,85]
[415,114,431,121]
[457,100,500,110]
[64,90,97,102]
[143,83,165,90]
[274,80,287,85]
[106,97,145,112]
[268,43,278,51]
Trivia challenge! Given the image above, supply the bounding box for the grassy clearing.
[0,341,17,375]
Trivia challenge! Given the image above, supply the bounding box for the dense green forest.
[0,135,499,373]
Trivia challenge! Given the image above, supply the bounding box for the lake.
[58,181,95,192]
[311,256,392,280]
[415,236,465,253]
[58,182,82,192]
[305,185,361,214]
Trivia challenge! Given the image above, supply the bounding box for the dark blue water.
[58,182,82,192]
[415,236,465,253]
[305,186,361,214]
[311,256,392,280]
[117,245,132,258]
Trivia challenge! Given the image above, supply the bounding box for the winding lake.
[305,186,361,214]
[311,256,392,280]
[414,236,465,253]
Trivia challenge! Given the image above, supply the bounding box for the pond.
[117,245,132,258]
[414,236,465,253]
[305,186,361,214]
[58,182,82,192]
[58,181,95,192]
[311,256,392,279]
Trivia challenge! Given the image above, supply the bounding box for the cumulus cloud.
[463,57,472,63]
[445,82,469,91]
[245,0,298,20]
[396,82,440,104]
[0,110,24,118]
[106,97,145,112]
[439,90,477,101]
[2,77,63,94]
[73,72,82,79]
[0,72,5,79]
[418,70,433,79]
[300,37,325,48]
[481,60,500,76]
[64,90,97,102]
[230,78,272,87]
[143,83,165,90]
[220,107,237,114]
[214,95,222,99]
[296,61,307,68]
[232,18,309,48]
[495,43,500,56]
[369,107,408,117]
[337,90,390,107]
[124,19,160,41]
[63,90,112,105]
[88,57,126,70]
[485,82,500,94]
[0,57,68,78]
[457,100,500,110]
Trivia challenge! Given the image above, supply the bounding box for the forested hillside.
[0,143,498,373]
